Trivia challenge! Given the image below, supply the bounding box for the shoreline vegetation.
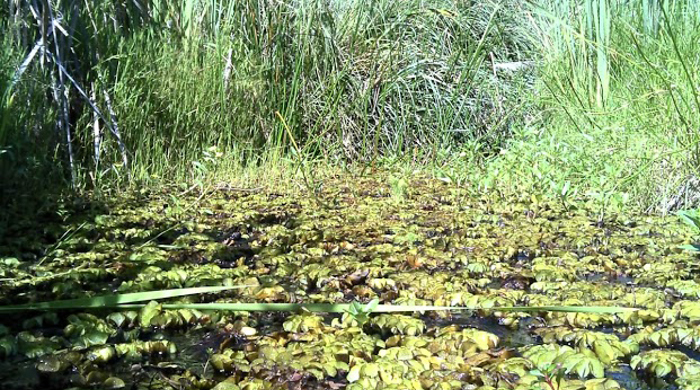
[1,0,699,214]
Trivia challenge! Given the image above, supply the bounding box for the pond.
[1,177,699,390]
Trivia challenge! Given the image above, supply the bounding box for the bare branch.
[91,83,102,169]
[103,88,129,177]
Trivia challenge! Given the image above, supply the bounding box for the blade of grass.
[0,286,246,312]
[660,5,700,117]
[118,303,638,314]
[4,300,636,314]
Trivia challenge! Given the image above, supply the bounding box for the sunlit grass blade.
[679,244,700,253]
[0,286,245,312]
[677,210,700,232]
[502,305,637,313]
[113,302,638,314]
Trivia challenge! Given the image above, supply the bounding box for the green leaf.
[678,210,700,232]
[107,312,127,328]
[36,355,69,373]
[212,378,241,390]
[87,346,116,363]
[679,244,700,252]
[654,361,673,378]
[0,336,17,357]
[139,301,161,328]
[362,363,379,378]
[104,377,126,389]
[529,369,545,377]
[348,301,361,315]
[365,299,379,313]
[0,286,245,312]
[630,355,641,370]
[569,355,604,379]
[592,341,617,364]
[562,181,571,197]
[347,365,361,382]
[83,330,110,346]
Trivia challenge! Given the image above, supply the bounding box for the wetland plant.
[343,299,379,328]
[678,209,700,252]
[530,363,564,390]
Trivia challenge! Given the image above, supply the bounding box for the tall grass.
[494,0,700,212]
[0,36,13,154]
[1,0,534,191]
[4,0,700,213]
[0,286,636,314]
[0,30,65,205]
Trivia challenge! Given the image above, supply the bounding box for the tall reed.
[2,0,533,190]
[515,0,700,211]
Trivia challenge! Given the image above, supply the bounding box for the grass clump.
[504,0,700,212]
[1,0,534,195]
[2,0,700,213]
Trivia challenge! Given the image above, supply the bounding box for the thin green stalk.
[661,5,700,117]
[114,303,639,314]
[0,286,245,312]
[275,110,329,208]
[0,286,639,315]
[628,29,692,140]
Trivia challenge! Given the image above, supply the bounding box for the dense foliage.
[1,0,699,211]
[1,177,700,389]
[3,1,700,389]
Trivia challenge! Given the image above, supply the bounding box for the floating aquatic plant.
[1,176,699,389]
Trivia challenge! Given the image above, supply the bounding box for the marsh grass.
[0,286,637,315]
[1,0,534,195]
[0,286,242,312]
[3,0,700,212]
[488,0,700,212]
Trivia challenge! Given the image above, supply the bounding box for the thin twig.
[44,51,123,154]
[103,88,129,176]
[213,184,263,193]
